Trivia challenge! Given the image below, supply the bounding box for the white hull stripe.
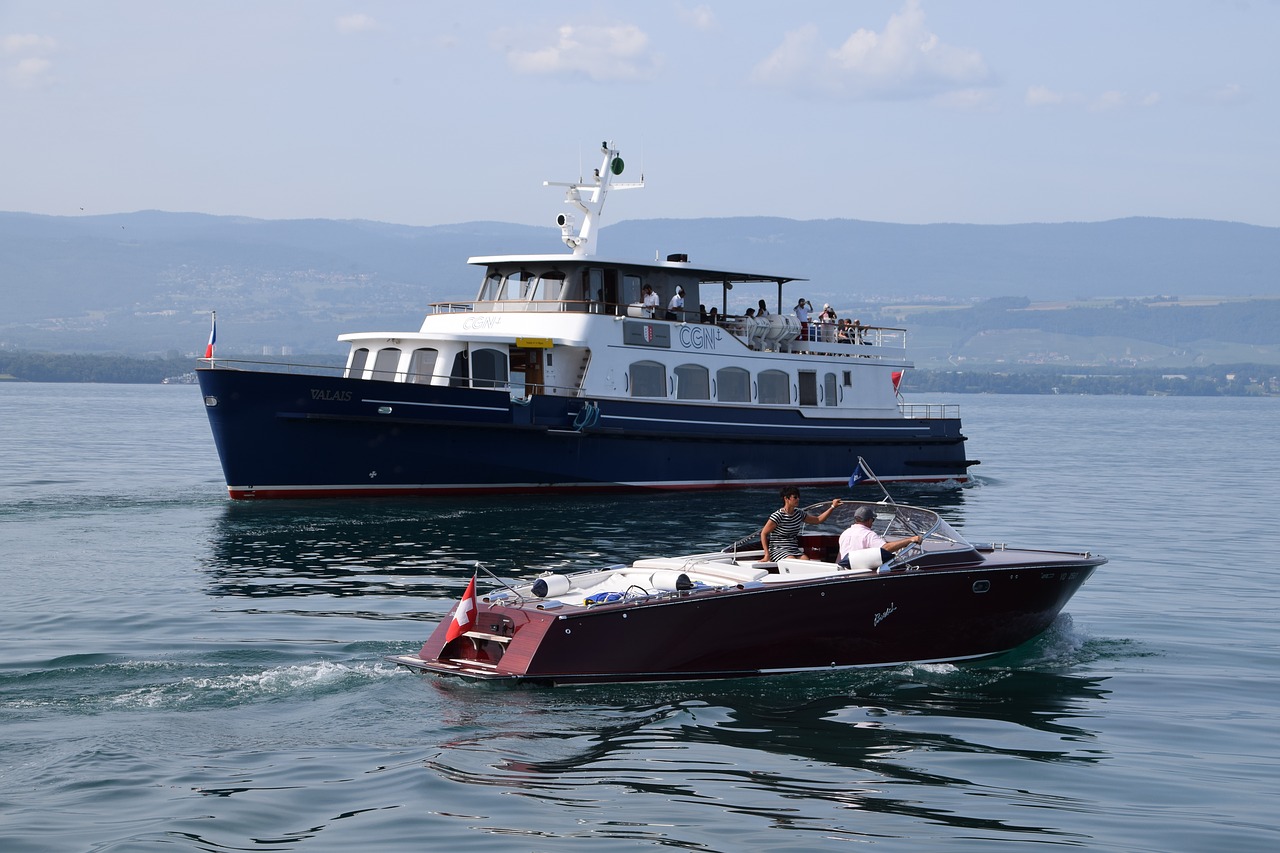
[362,397,509,413]
[359,398,929,432]
[602,413,927,432]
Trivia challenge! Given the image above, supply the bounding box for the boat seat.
[683,561,770,583]
[632,555,734,571]
[759,556,877,582]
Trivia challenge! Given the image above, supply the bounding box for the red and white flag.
[204,311,217,359]
[443,574,478,643]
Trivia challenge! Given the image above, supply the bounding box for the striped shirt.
[766,508,807,561]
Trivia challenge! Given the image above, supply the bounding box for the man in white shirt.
[838,505,923,570]
[666,286,685,320]
[794,298,810,340]
[642,284,660,318]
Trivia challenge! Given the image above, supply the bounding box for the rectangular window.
[408,348,438,384]
[345,347,369,379]
[716,367,750,402]
[371,348,401,381]
[629,360,667,397]
[798,371,818,406]
[758,369,790,404]
[675,364,710,400]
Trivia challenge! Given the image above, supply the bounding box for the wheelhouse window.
[371,348,402,381]
[479,271,503,301]
[623,274,644,306]
[345,347,369,379]
[674,364,710,400]
[528,271,566,304]
[824,372,838,406]
[470,347,509,389]
[716,366,750,403]
[629,360,667,398]
[408,348,439,384]
[499,271,529,301]
[588,268,604,311]
[758,369,790,404]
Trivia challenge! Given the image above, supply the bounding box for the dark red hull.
[389,549,1102,685]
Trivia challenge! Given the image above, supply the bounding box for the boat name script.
[873,602,897,627]
[462,316,503,331]
[311,389,353,402]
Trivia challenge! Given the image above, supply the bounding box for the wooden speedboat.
[387,500,1104,685]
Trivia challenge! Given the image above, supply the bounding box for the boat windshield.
[725,501,972,556]
[822,502,970,548]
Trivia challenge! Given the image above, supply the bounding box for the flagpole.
[203,310,217,361]
[474,561,520,598]
[855,456,896,505]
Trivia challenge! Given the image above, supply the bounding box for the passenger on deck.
[795,298,811,340]
[816,303,837,343]
[757,299,769,317]
[760,486,843,562]
[699,304,708,323]
[666,286,685,321]
[641,284,660,318]
[837,505,922,569]
[707,307,719,324]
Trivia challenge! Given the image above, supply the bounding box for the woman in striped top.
[760,486,843,562]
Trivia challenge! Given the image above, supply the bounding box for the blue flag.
[848,463,867,489]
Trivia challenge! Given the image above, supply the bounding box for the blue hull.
[197,367,974,498]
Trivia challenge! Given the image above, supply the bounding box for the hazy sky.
[3,1,1277,228]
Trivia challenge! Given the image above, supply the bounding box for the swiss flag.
[443,574,478,644]
[891,371,903,393]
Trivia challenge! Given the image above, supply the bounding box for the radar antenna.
[544,141,644,256]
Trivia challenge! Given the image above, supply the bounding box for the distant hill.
[608,216,1279,304]
[0,210,1276,357]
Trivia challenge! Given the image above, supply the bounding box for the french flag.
[204,312,217,359]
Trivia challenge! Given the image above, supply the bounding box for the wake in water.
[1,657,403,715]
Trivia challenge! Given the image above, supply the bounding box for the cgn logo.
[678,324,721,351]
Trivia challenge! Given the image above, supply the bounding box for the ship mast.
[544,141,644,257]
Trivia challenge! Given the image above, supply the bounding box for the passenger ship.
[196,143,976,498]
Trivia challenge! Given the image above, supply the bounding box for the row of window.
[347,347,849,406]
[630,360,846,406]
[347,346,509,388]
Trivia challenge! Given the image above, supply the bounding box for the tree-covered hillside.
[902,297,1280,347]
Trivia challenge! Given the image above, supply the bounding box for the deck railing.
[428,300,908,355]
[899,403,961,420]
[198,357,345,377]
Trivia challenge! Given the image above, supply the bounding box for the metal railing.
[899,403,961,420]
[198,357,346,377]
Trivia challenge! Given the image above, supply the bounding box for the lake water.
[1,383,1278,852]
